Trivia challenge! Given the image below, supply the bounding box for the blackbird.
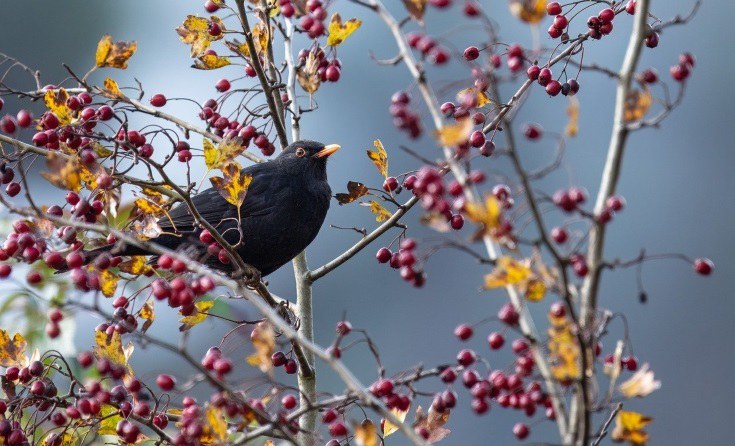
[92,140,339,276]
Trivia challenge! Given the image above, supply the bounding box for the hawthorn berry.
[454,323,473,341]
[155,374,176,391]
[488,332,504,350]
[150,94,167,107]
[693,258,713,276]
[547,2,562,15]
[464,46,480,61]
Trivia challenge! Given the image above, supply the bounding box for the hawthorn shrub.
[0,0,707,445]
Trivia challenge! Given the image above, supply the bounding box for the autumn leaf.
[246,321,275,373]
[118,256,152,276]
[523,277,547,302]
[547,313,580,381]
[382,406,410,437]
[509,0,547,24]
[624,86,652,122]
[201,405,228,444]
[94,330,133,369]
[43,88,72,126]
[464,195,501,232]
[139,299,155,333]
[132,214,163,240]
[619,363,661,398]
[98,404,123,435]
[225,23,269,59]
[134,187,172,217]
[413,405,451,443]
[95,35,137,69]
[0,329,28,367]
[402,0,427,22]
[566,95,580,136]
[176,15,225,57]
[103,77,124,98]
[484,256,532,289]
[98,268,119,297]
[354,419,378,446]
[41,432,77,446]
[366,139,389,177]
[611,410,652,446]
[41,152,83,192]
[193,54,231,70]
[434,118,473,147]
[363,200,392,222]
[457,87,492,108]
[297,50,321,94]
[420,212,451,233]
[204,138,245,171]
[210,162,253,207]
[336,181,369,205]
[327,13,362,46]
[179,300,215,331]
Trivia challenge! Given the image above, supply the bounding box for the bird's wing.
[158,163,277,233]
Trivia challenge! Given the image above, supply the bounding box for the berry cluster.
[670,52,695,82]
[298,0,329,39]
[375,237,425,287]
[196,98,276,156]
[297,46,343,83]
[389,90,422,139]
[406,32,451,66]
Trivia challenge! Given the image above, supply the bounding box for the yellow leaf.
[464,195,501,232]
[434,118,473,147]
[176,15,225,57]
[547,314,580,381]
[94,330,133,368]
[43,88,72,126]
[246,321,275,373]
[364,200,392,222]
[611,410,652,446]
[336,181,369,205]
[484,256,532,288]
[366,139,389,178]
[95,35,138,69]
[457,87,492,108]
[523,277,546,301]
[382,406,409,437]
[297,50,321,94]
[619,364,661,398]
[401,0,427,22]
[204,138,245,171]
[327,13,362,46]
[41,152,83,192]
[413,405,451,443]
[354,420,378,446]
[566,95,580,137]
[0,329,28,367]
[98,404,123,435]
[509,0,547,24]
[41,431,77,446]
[103,77,124,97]
[139,299,155,333]
[624,86,652,122]
[118,256,152,276]
[134,187,172,217]
[209,162,252,207]
[98,269,119,297]
[203,405,228,443]
[179,301,215,331]
[193,54,232,70]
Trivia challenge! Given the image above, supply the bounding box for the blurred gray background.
[1,1,733,444]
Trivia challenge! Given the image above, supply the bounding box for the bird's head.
[278,140,340,180]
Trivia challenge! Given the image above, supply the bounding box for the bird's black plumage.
[104,140,337,276]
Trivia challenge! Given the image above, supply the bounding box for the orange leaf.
[209,162,252,207]
[246,321,275,373]
[509,0,547,24]
[95,35,138,69]
[434,118,473,147]
[611,410,653,445]
[0,329,28,368]
[179,301,215,331]
[366,139,389,178]
[624,86,652,122]
[402,0,428,22]
[336,181,369,205]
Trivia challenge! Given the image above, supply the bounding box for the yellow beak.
[315,143,341,158]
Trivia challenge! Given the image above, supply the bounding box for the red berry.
[546,80,562,96]
[551,227,568,244]
[598,8,615,24]
[215,79,231,92]
[645,32,659,48]
[693,258,713,275]
[553,15,568,29]
[328,421,348,437]
[523,123,542,140]
[456,348,476,366]
[513,422,530,439]
[454,323,473,341]
[547,2,562,15]
[464,46,480,61]
[527,65,540,80]
[376,247,392,263]
[471,398,489,414]
[150,94,167,107]
[488,332,504,350]
[623,356,638,371]
[626,1,636,14]
[155,374,175,391]
[281,394,297,410]
[383,176,399,192]
[549,302,566,318]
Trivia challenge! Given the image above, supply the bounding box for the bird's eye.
[295,147,307,158]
